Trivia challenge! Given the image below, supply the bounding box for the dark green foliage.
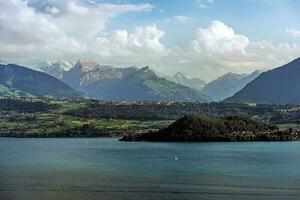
[0,84,32,98]
[64,101,276,120]
[164,115,278,135]
[50,124,110,138]
[6,113,36,122]
[121,115,292,142]
[0,123,109,138]
[0,99,60,112]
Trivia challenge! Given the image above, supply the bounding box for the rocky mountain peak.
[76,59,97,72]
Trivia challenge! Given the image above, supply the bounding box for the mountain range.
[226,58,300,104]
[4,57,300,104]
[36,59,264,102]
[202,71,261,101]
[62,60,138,88]
[84,66,210,102]
[61,60,210,102]
[0,64,80,98]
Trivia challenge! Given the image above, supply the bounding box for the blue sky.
[1,0,300,80]
[107,0,300,44]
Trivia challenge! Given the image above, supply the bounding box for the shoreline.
[120,134,300,142]
[0,136,300,143]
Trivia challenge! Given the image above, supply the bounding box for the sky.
[1,0,300,81]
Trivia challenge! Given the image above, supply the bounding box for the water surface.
[1,138,300,200]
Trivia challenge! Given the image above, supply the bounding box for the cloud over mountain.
[161,21,300,81]
[1,0,300,81]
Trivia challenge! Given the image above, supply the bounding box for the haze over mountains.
[37,60,75,79]
[167,72,206,91]
[0,59,6,65]
[202,71,261,101]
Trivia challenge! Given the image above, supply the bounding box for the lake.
[1,138,300,200]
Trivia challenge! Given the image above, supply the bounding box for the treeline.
[2,98,299,123]
[121,115,299,142]
[64,101,286,121]
[0,124,110,138]
[270,109,300,124]
[0,99,60,112]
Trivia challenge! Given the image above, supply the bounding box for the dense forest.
[0,98,60,112]
[64,100,300,123]
[64,101,272,120]
[121,115,298,142]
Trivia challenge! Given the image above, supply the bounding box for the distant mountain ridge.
[202,71,261,101]
[37,60,75,79]
[226,58,300,104]
[58,60,211,102]
[0,64,80,98]
[37,59,210,102]
[62,60,139,88]
[39,64,66,79]
[36,59,74,70]
[83,66,211,102]
[167,72,206,91]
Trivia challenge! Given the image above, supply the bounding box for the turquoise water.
[1,138,300,200]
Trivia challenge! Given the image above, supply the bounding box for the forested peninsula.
[121,115,300,142]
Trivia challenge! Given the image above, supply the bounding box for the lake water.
[1,139,300,200]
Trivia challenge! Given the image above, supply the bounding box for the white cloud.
[246,41,300,68]
[45,6,60,15]
[66,1,89,16]
[88,25,169,65]
[0,1,299,82]
[192,21,249,56]
[196,0,214,4]
[55,2,154,39]
[160,21,300,81]
[195,0,214,8]
[173,15,195,24]
[286,29,300,37]
[0,0,154,60]
[0,0,84,58]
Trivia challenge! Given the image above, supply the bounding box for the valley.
[0,99,171,138]
[1,98,300,139]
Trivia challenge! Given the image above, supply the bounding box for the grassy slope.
[0,84,33,98]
